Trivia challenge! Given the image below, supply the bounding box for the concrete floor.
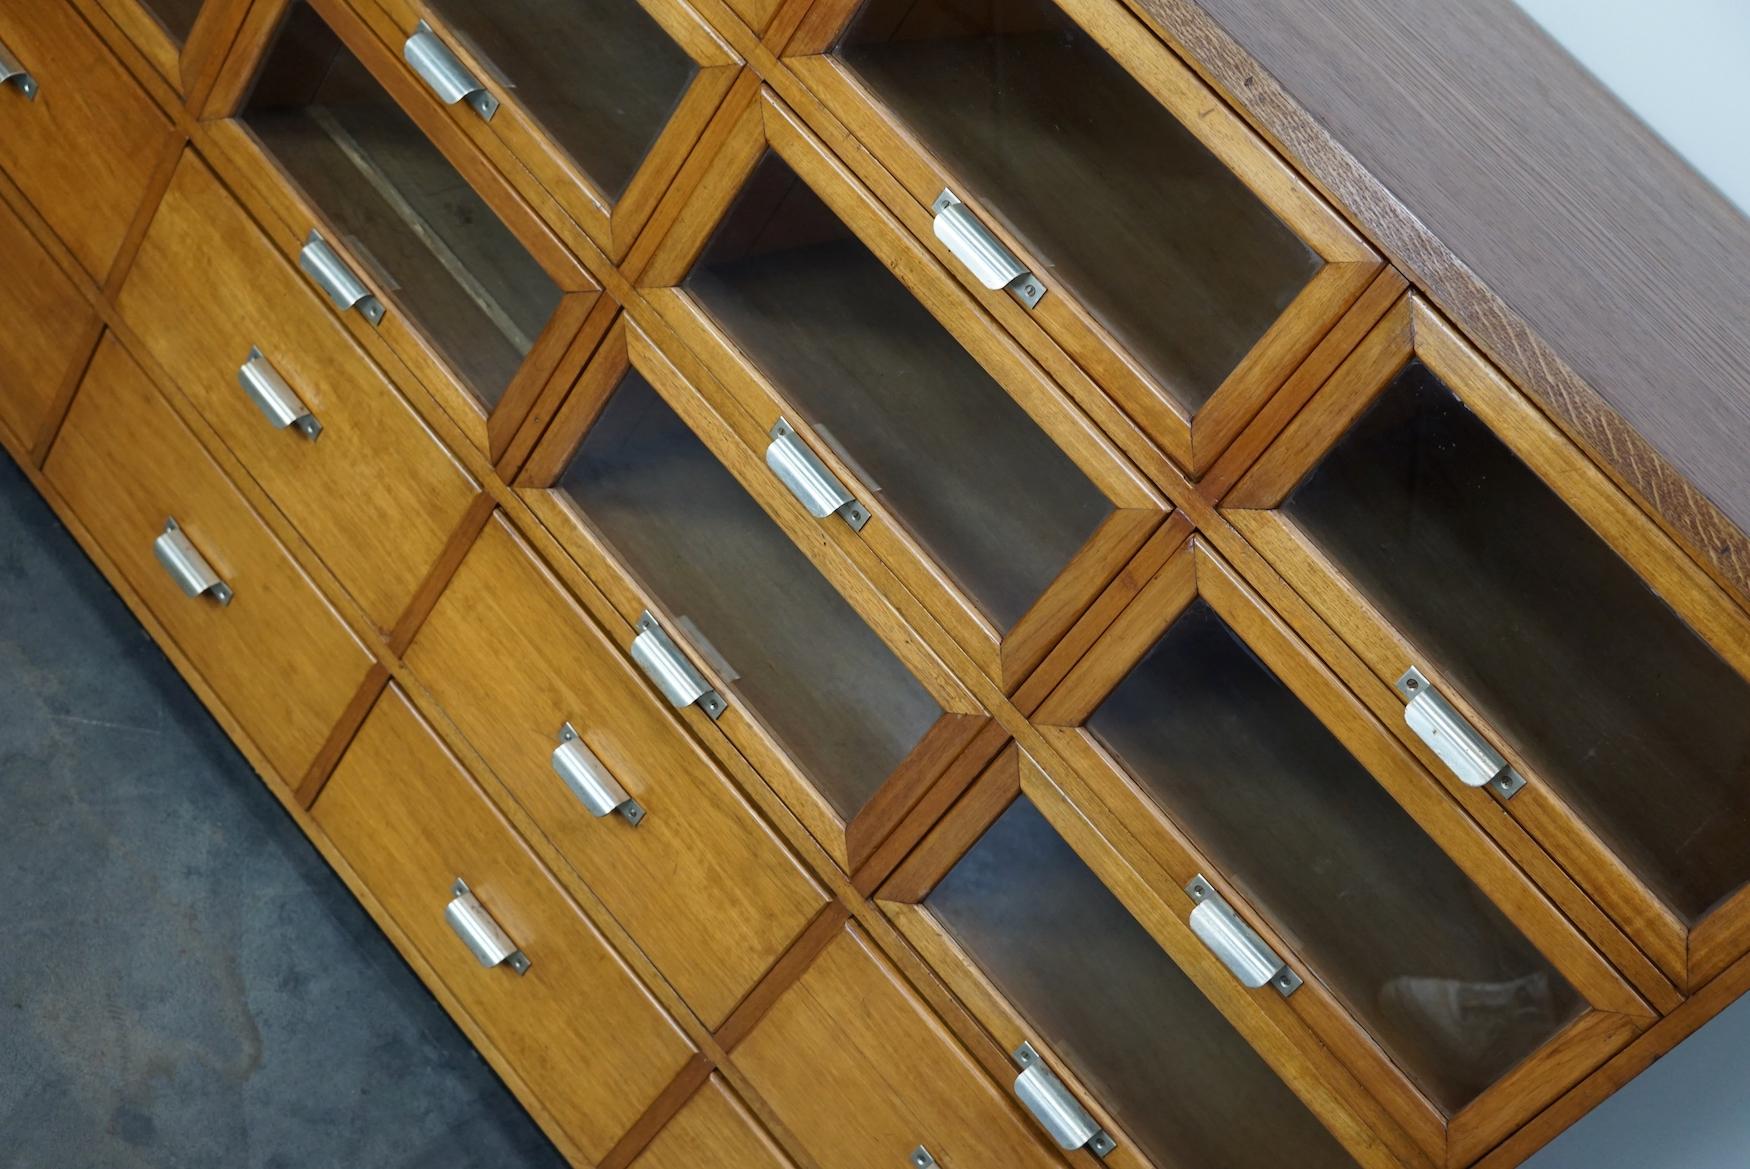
[0,454,565,1168]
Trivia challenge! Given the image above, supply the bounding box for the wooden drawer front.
[314,685,696,1161]
[734,924,1065,1169]
[0,193,92,448]
[0,0,172,279]
[406,514,828,1026]
[44,334,374,783]
[116,151,480,634]
[632,1075,792,1169]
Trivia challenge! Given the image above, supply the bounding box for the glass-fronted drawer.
[880,746,1418,1169]
[518,315,994,875]
[203,0,603,463]
[1030,536,1653,1166]
[1223,295,1750,995]
[779,0,1382,475]
[638,89,1167,697]
[351,0,741,260]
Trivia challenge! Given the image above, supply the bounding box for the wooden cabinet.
[517,315,994,875]
[0,0,174,281]
[1223,296,1750,996]
[313,684,697,1162]
[779,0,1382,476]
[405,511,830,1025]
[347,0,742,261]
[732,920,1069,1169]
[0,191,93,452]
[201,0,603,463]
[45,333,375,787]
[5,1,1746,1167]
[639,89,1168,696]
[117,149,480,636]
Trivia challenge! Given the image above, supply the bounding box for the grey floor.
[0,453,565,1168]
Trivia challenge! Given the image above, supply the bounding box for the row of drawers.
[29,324,1071,1169]
[0,58,1068,1156]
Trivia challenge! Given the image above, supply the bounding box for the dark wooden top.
[1131,0,1750,600]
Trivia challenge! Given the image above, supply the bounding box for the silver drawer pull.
[445,878,530,975]
[1011,1043,1114,1157]
[552,723,645,825]
[238,348,322,439]
[909,1149,938,1169]
[1396,667,1526,798]
[404,22,498,120]
[930,190,1044,308]
[1186,875,1301,997]
[630,611,727,719]
[299,230,386,325]
[152,518,232,606]
[0,41,37,100]
[766,418,869,530]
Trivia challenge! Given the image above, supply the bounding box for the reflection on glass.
[558,369,944,820]
[929,796,1359,1169]
[834,0,1321,413]
[1285,362,1750,924]
[147,0,204,44]
[684,152,1111,631]
[242,2,562,409]
[1089,600,1581,1112]
[425,0,697,203]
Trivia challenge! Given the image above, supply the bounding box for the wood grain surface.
[45,334,376,785]
[0,0,177,281]
[1125,0,1750,602]
[313,684,697,1162]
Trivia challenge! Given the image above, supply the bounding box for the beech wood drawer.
[117,150,481,635]
[631,1075,792,1169]
[0,192,92,449]
[45,334,375,784]
[0,0,173,280]
[732,923,1066,1169]
[313,684,696,1162]
[406,513,829,1026]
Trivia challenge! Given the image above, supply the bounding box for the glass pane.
[834,0,1321,413]
[558,368,945,821]
[1285,362,1750,925]
[1088,600,1582,1113]
[425,0,697,203]
[683,152,1112,632]
[146,0,203,44]
[929,796,1358,1169]
[242,2,562,410]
